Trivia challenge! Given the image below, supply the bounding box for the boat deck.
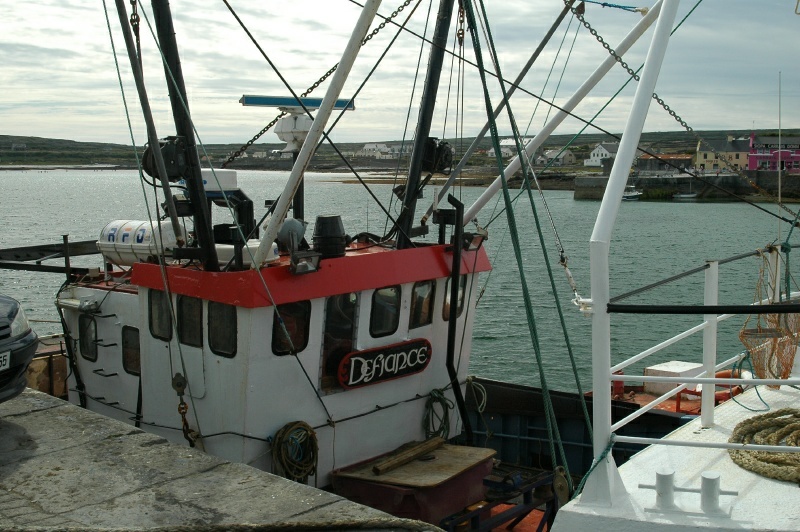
[554,384,799,531]
[0,389,430,530]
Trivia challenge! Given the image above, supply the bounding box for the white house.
[357,143,392,157]
[584,142,620,166]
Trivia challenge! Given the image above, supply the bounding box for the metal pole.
[112,0,184,248]
[397,0,456,249]
[701,261,718,427]
[581,0,680,506]
[462,0,664,226]
[151,0,219,271]
[253,0,383,267]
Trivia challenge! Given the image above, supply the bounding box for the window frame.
[409,280,435,330]
[121,326,141,375]
[442,275,467,321]
[272,300,312,356]
[321,293,359,390]
[208,301,237,358]
[369,285,401,338]
[177,295,203,348]
[148,289,173,341]
[78,313,98,362]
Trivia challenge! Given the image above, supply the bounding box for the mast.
[151,0,219,271]
[396,0,456,249]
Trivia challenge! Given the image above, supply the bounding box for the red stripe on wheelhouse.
[130,243,491,308]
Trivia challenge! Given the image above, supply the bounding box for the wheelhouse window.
[272,301,311,356]
[321,293,358,389]
[149,290,172,341]
[177,295,203,348]
[122,326,140,375]
[370,286,400,338]
[209,301,237,358]
[442,275,467,321]
[410,281,435,329]
[79,314,97,362]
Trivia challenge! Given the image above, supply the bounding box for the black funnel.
[313,215,347,258]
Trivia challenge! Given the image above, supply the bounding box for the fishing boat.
[622,184,643,201]
[672,172,698,200]
[3,1,799,530]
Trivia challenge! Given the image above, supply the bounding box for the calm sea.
[1,168,795,392]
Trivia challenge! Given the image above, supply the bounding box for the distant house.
[747,132,800,174]
[357,143,392,157]
[696,135,749,172]
[536,148,575,167]
[488,137,531,159]
[584,142,619,166]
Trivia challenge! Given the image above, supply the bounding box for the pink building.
[748,132,800,174]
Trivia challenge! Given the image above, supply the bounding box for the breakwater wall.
[574,171,797,200]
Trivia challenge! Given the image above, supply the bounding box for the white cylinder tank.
[97,220,178,266]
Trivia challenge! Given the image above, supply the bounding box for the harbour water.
[2,168,795,392]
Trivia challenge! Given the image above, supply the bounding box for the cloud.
[1,0,797,146]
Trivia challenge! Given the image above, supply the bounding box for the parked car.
[0,295,38,404]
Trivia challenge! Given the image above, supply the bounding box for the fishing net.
[739,253,799,388]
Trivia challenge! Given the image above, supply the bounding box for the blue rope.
[730,353,770,412]
[583,0,640,12]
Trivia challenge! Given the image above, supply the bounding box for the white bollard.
[701,471,721,514]
[655,468,676,509]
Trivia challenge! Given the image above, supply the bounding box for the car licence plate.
[0,351,10,372]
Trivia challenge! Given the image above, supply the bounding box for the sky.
[1,0,797,147]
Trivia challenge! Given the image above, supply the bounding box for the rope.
[271,421,319,483]
[728,408,800,483]
[424,388,454,439]
[583,0,648,13]
[572,439,615,499]
[729,353,770,412]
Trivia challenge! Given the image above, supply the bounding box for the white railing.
[586,250,800,505]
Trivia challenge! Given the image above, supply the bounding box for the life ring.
[712,369,744,403]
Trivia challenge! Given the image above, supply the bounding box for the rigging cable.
[522,14,575,139]
[222,0,416,247]
[485,1,797,236]
[222,0,416,168]
[542,14,580,127]
[104,0,202,444]
[567,0,800,220]
[463,0,576,490]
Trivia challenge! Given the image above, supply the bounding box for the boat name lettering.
[338,339,432,390]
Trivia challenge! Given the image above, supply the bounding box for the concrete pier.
[0,390,431,530]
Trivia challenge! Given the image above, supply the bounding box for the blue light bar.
[239,95,355,111]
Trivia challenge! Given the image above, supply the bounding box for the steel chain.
[222,0,412,168]
[178,399,197,447]
[566,1,795,215]
[129,0,141,61]
[363,0,413,44]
